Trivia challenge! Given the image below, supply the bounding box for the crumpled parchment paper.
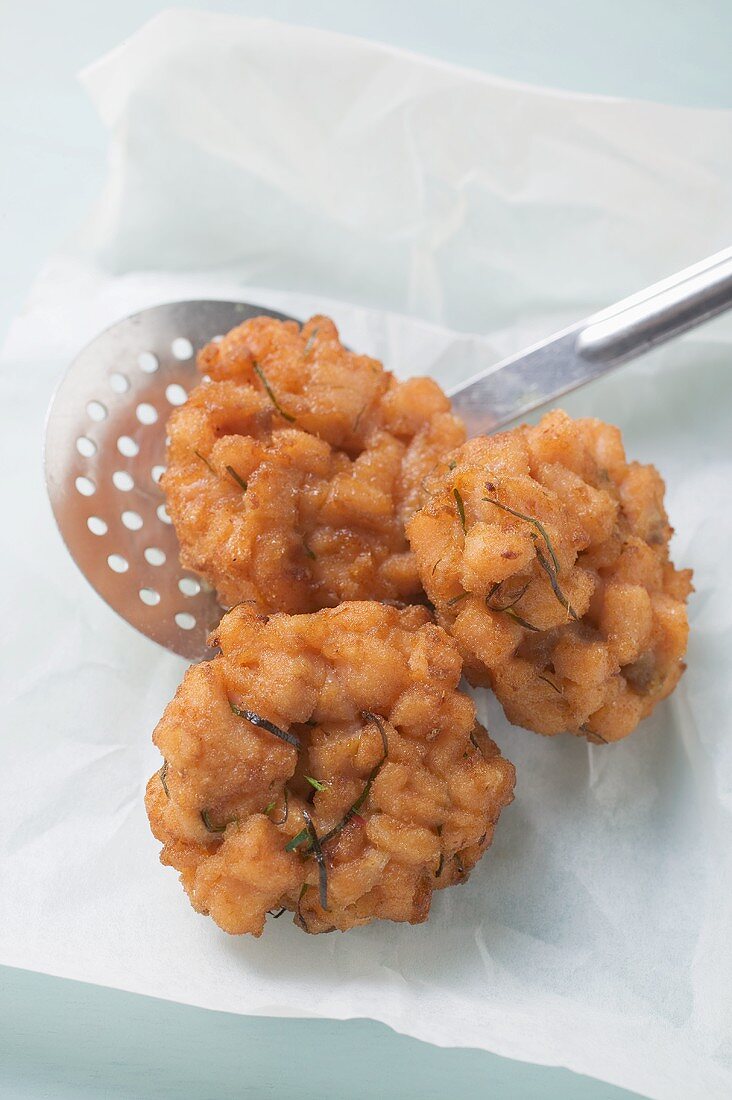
[1,12,731,1099]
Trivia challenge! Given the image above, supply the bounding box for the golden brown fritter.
[406,410,692,743]
[162,316,465,612]
[145,602,515,935]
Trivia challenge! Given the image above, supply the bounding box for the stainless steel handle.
[578,246,732,363]
[449,246,732,436]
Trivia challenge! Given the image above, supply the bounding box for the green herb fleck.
[504,607,541,632]
[483,497,560,574]
[230,702,301,750]
[264,800,277,815]
[269,906,287,918]
[533,538,578,620]
[285,827,311,852]
[159,761,170,798]
[295,883,310,931]
[446,592,468,607]
[226,465,247,492]
[361,711,389,757]
[538,673,563,695]
[454,488,467,533]
[303,810,328,911]
[352,403,368,434]
[201,809,228,833]
[305,776,326,792]
[435,824,444,878]
[486,580,531,614]
[319,713,388,847]
[194,449,214,473]
[254,362,295,422]
[448,460,457,471]
[272,788,289,826]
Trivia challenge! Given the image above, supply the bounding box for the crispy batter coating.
[145,602,515,935]
[406,410,692,743]
[162,316,465,611]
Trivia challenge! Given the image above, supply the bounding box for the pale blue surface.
[1,3,729,1097]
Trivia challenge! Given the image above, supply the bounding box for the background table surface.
[1,2,729,1097]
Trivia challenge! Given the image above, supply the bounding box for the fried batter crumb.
[406,410,692,743]
[145,602,515,935]
[162,315,465,612]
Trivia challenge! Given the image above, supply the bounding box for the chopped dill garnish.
[194,449,214,473]
[454,488,467,533]
[483,497,560,574]
[264,800,277,815]
[485,580,530,614]
[538,673,563,694]
[303,810,328,911]
[448,460,457,471]
[446,592,468,607]
[296,883,309,930]
[302,539,316,561]
[352,403,368,433]
[469,731,482,754]
[431,557,443,576]
[269,907,287,918]
[159,761,170,798]
[305,776,326,792]
[225,465,248,492]
[533,539,578,620]
[200,809,229,833]
[286,714,388,859]
[253,362,295,422]
[285,827,310,852]
[229,703,301,750]
[361,711,389,757]
[271,788,289,826]
[303,327,319,355]
[319,712,388,847]
[504,607,541,632]
[435,825,444,878]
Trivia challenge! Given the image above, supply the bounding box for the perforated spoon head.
[44,300,296,661]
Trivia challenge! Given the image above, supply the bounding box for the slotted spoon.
[44,248,732,660]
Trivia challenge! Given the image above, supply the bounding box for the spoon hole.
[110,372,130,394]
[144,547,166,566]
[138,352,159,374]
[121,510,143,531]
[117,435,139,457]
[112,470,134,492]
[75,476,95,497]
[171,337,193,360]
[87,516,107,536]
[136,402,158,425]
[107,553,128,574]
[76,436,96,457]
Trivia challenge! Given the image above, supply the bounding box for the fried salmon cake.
[162,316,465,612]
[407,410,692,743]
[146,602,515,935]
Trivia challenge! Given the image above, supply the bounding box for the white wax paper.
[1,11,731,1098]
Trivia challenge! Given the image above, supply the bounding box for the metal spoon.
[44,248,732,660]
